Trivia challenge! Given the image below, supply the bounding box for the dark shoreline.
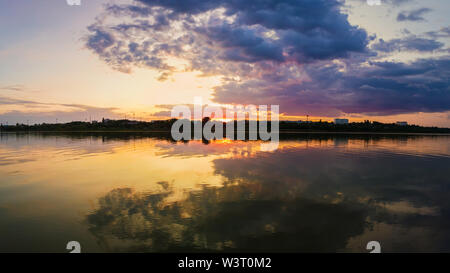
[2,119,449,135]
[1,130,450,136]
[2,119,450,135]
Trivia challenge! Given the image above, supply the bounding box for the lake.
[0,132,449,253]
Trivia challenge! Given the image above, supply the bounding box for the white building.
[334,119,349,125]
[396,121,408,126]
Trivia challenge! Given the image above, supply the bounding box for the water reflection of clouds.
[86,184,369,252]
[85,135,450,252]
[1,133,449,252]
[212,146,450,251]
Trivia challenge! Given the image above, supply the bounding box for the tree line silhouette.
[1,118,449,134]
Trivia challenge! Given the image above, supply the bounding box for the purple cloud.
[372,36,444,53]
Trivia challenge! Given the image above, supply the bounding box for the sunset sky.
[0,0,449,126]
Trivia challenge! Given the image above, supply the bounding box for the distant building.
[396,121,408,126]
[334,119,349,125]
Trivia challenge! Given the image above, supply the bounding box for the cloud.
[425,27,450,39]
[84,0,369,77]
[0,96,46,107]
[397,8,431,22]
[195,24,285,63]
[353,0,411,6]
[212,56,450,116]
[0,85,26,92]
[0,96,120,124]
[82,0,449,118]
[388,0,412,5]
[372,36,444,53]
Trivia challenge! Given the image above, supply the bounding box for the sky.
[0,0,449,127]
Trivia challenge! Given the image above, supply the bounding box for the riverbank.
[1,130,449,136]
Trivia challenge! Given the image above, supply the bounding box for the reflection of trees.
[87,181,369,252]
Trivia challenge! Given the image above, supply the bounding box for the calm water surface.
[0,133,449,252]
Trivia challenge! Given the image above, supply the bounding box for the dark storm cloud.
[339,59,450,115]
[86,26,115,55]
[397,8,431,22]
[368,58,450,78]
[86,0,369,68]
[142,0,369,62]
[85,19,175,75]
[105,3,153,17]
[213,57,450,116]
[196,25,285,63]
[372,36,444,53]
